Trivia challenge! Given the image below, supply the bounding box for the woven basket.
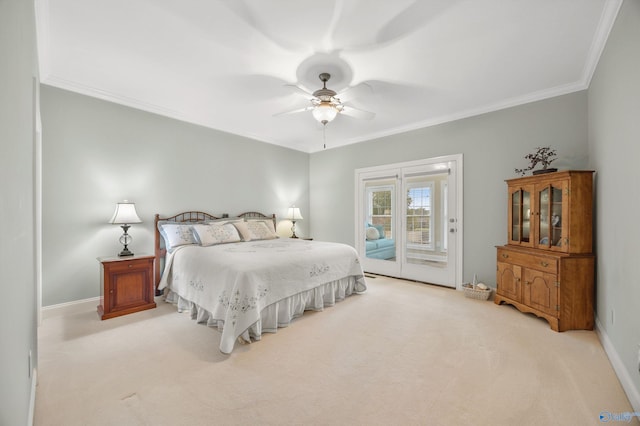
[462,283,492,301]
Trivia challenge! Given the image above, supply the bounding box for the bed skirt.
[164,275,365,352]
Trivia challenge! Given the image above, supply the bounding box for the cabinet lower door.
[497,262,521,301]
[523,269,559,316]
[110,268,151,312]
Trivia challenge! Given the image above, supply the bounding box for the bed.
[155,211,367,354]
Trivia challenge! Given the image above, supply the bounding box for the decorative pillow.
[192,223,241,246]
[158,223,198,252]
[232,221,252,241]
[246,220,277,240]
[246,218,276,234]
[373,224,385,239]
[366,226,380,241]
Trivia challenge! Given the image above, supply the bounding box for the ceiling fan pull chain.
[323,124,327,149]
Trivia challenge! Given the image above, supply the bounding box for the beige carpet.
[35,276,636,426]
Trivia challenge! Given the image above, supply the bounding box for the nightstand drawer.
[108,257,152,273]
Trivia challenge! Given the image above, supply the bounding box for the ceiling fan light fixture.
[312,101,338,124]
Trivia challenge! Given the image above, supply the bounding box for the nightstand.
[97,254,156,320]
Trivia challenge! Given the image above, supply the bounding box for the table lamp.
[109,200,142,256]
[286,206,303,239]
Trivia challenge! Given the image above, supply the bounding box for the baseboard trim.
[28,368,36,426]
[42,296,100,319]
[595,315,640,412]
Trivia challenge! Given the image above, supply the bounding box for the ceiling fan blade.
[219,0,311,52]
[273,105,314,117]
[341,105,376,120]
[225,74,291,100]
[337,82,373,103]
[284,84,315,99]
[375,1,452,46]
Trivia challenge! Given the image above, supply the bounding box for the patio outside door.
[355,155,462,288]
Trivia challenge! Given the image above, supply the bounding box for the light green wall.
[310,91,589,287]
[41,86,310,306]
[0,0,38,424]
[588,0,640,408]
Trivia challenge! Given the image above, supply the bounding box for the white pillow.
[192,223,241,246]
[232,221,252,241]
[366,226,380,241]
[246,220,277,240]
[246,218,276,234]
[159,223,198,252]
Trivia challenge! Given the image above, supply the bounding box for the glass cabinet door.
[509,186,532,246]
[551,185,564,247]
[522,189,531,243]
[510,190,521,242]
[536,181,567,251]
[551,183,567,251]
[538,187,550,247]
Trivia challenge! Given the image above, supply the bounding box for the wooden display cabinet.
[506,170,593,253]
[97,254,156,320]
[496,170,595,331]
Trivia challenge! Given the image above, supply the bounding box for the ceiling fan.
[277,73,375,125]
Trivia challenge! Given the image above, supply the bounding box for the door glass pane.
[551,186,563,246]
[539,187,550,246]
[522,190,531,243]
[405,174,447,266]
[365,181,395,261]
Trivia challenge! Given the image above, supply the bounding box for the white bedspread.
[159,238,366,353]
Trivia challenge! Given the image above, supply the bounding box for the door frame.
[354,154,464,289]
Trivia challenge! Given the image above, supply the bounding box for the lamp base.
[118,247,134,257]
[118,225,134,256]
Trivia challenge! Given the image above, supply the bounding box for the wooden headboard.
[236,211,277,228]
[154,211,277,294]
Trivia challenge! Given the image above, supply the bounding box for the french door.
[355,155,463,288]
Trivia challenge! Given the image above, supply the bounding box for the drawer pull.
[540,261,549,267]
[501,253,509,259]
[128,264,133,268]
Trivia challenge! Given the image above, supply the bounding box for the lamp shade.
[312,102,338,124]
[108,201,142,224]
[286,207,303,221]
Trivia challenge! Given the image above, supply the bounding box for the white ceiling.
[35,0,621,153]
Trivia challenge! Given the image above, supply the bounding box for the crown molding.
[315,80,588,153]
[581,0,624,87]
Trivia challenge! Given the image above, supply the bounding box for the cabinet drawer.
[107,258,152,273]
[497,248,557,274]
